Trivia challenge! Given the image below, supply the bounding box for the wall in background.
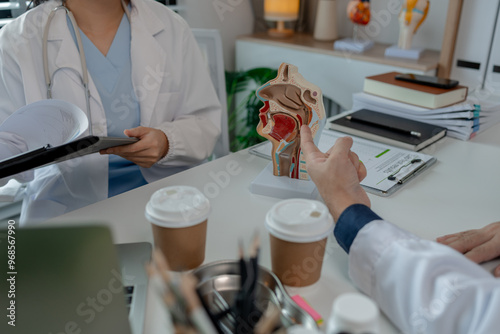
[306,0,449,52]
[339,0,448,51]
[176,0,452,69]
[177,0,254,71]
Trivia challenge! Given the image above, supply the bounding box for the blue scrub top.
[68,13,147,197]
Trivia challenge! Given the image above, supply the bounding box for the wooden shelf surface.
[237,32,440,72]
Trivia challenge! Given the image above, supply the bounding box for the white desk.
[48,124,500,333]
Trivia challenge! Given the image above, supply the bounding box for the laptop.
[0,136,138,179]
[0,224,151,334]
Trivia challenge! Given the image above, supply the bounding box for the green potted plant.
[226,67,278,152]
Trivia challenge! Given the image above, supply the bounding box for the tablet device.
[0,135,138,179]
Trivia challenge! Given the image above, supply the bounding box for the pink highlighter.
[292,295,323,325]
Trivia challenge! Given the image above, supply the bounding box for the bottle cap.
[327,293,379,334]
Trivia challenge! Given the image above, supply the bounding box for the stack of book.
[356,72,500,140]
[329,109,447,151]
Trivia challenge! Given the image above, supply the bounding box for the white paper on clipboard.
[249,129,436,197]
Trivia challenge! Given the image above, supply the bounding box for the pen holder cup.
[192,260,318,332]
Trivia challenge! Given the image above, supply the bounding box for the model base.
[250,163,319,200]
[385,45,424,60]
[334,38,374,53]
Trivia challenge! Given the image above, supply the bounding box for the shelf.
[237,33,440,73]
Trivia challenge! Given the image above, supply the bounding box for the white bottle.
[287,325,322,333]
[313,0,338,41]
[326,292,379,334]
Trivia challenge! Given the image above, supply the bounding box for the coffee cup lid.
[265,199,334,243]
[145,186,210,228]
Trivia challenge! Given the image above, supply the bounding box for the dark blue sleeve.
[334,204,382,253]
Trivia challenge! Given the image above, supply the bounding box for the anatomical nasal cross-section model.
[398,0,429,50]
[256,63,325,180]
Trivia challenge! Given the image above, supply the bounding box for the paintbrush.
[246,231,262,329]
[145,262,189,326]
[179,272,218,334]
[254,302,281,334]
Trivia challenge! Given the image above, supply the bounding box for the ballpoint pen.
[346,115,422,138]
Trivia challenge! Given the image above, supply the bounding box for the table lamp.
[264,0,300,38]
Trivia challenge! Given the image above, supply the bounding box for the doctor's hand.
[437,221,500,277]
[300,125,370,221]
[100,126,169,168]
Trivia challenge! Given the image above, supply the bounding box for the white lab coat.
[349,220,500,334]
[0,0,221,224]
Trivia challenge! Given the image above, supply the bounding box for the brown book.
[364,72,468,109]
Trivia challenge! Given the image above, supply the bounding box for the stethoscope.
[41,0,131,136]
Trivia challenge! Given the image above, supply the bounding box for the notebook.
[0,135,138,179]
[328,109,447,151]
[0,224,151,334]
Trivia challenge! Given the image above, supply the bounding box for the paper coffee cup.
[145,186,210,271]
[265,199,334,287]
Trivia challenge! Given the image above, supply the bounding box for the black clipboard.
[248,131,438,197]
[0,136,138,179]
